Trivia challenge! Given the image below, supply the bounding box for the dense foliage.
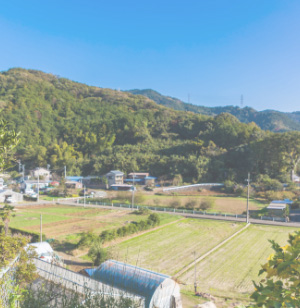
[1,68,300,182]
[128,89,300,132]
[250,231,300,308]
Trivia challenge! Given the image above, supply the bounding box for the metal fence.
[34,258,145,307]
[71,199,286,222]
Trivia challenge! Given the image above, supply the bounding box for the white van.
[26,242,63,265]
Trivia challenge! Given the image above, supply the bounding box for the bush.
[170,199,181,208]
[134,194,146,204]
[133,207,151,215]
[88,239,109,266]
[185,199,198,209]
[199,198,215,210]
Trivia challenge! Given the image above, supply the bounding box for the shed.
[86,260,182,308]
[0,189,23,203]
[65,181,83,189]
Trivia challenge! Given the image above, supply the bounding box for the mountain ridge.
[126,89,300,132]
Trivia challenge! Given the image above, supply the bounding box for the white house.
[30,168,51,180]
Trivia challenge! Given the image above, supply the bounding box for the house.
[125,173,157,186]
[0,189,23,203]
[82,260,182,308]
[30,168,51,180]
[0,178,6,189]
[105,170,124,187]
[65,181,83,189]
[20,180,49,194]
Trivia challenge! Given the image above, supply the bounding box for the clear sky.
[0,0,299,112]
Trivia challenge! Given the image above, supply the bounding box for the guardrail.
[73,200,286,223]
[163,183,224,192]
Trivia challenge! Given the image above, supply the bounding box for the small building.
[65,181,83,189]
[128,172,149,180]
[0,189,23,203]
[110,184,135,191]
[83,260,182,308]
[266,199,292,217]
[145,176,157,186]
[105,170,124,187]
[20,180,49,194]
[65,176,83,183]
[30,168,51,180]
[126,173,157,186]
[0,178,6,189]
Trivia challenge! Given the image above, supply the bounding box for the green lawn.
[180,224,299,295]
[113,219,245,275]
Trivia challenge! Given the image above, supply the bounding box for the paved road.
[56,200,300,228]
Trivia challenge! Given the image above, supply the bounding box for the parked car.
[25,242,63,266]
[6,197,13,203]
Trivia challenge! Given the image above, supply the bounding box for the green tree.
[250,231,300,307]
[0,204,15,235]
[88,239,109,266]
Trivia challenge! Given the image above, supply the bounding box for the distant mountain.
[126,89,300,132]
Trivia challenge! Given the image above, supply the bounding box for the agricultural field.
[109,219,299,305]
[111,219,245,275]
[180,224,298,296]
[107,191,266,215]
[11,204,180,241]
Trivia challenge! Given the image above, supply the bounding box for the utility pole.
[194,251,197,293]
[83,185,85,206]
[64,165,67,178]
[37,168,40,202]
[22,164,25,181]
[131,173,135,208]
[40,214,42,242]
[246,172,250,224]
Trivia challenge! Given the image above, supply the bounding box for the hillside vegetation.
[1,68,300,182]
[127,89,300,132]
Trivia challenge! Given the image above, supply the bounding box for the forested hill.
[127,89,300,132]
[1,68,299,183]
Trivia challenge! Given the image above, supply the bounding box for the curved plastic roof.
[90,260,169,306]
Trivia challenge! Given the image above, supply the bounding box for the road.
[56,200,300,228]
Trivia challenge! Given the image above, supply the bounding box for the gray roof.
[107,170,124,175]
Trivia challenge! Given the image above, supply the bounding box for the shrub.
[199,198,215,210]
[170,200,181,208]
[133,207,151,215]
[88,239,109,266]
[134,194,146,204]
[185,199,197,209]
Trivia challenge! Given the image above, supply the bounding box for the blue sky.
[0,0,299,111]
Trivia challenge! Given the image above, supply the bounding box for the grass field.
[180,224,298,295]
[112,219,245,275]
[12,204,180,241]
